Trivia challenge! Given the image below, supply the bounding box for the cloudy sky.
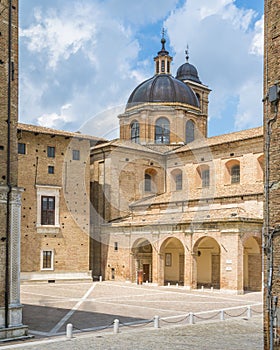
[19,0,264,139]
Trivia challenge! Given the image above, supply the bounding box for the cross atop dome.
[185,45,189,62]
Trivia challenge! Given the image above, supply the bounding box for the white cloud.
[165,0,263,133]
[250,16,264,56]
[19,0,263,137]
[20,4,98,69]
[37,103,74,129]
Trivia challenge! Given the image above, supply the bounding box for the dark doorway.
[143,264,150,282]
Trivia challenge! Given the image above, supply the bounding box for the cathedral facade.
[90,37,263,293]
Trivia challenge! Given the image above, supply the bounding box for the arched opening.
[160,237,185,285]
[155,117,170,144]
[243,236,261,291]
[225,160,240,185]
[193,237,220,289]
[132,239,153,284]
[144,168,157,194]
[186,120,195,143]
[171,169,183,191]
[196,165,210,188]
[130,120,140,143]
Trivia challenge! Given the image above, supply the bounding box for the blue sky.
[19,0,264,139]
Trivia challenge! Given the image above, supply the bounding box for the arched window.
[225,160,240,185]
[155,117,170,144]
[197,165,210,188]
[145,173,152,192]
[131,120,140,143]
[186,120,195,143]
[231,164,240,184]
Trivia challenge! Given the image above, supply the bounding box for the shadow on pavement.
[23,304,147,337]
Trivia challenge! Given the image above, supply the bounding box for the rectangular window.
[42,250,53,270]
[48,166,54,174]
[72,149,80,160]
[202,169,210,187]
[41,196,55,225]
[231,165,240,184]
[145,174,152,192]
[18,142,26,154]
[161,60,165,72]
[114,242,118,251]
[175,173,182,191]
[47,146,55,158]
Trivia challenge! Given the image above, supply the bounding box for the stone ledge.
[0,325,29,341]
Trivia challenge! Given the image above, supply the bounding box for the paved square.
[20,281,262,338]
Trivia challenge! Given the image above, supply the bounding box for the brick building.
[91,38,263,293]
[0,0,28,340]
[263,0,280,348]
[17,123,104,281]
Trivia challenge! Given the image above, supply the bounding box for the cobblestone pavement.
[0,281,263,349]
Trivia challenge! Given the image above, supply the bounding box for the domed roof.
[176,50,201,84]
[126,74,199,110]
[176,62,201,83]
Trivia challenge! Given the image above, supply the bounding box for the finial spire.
[185,45,189,62]
[154,28,172,74]
[161,28,166,50]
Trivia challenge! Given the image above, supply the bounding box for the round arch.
[243,236,261,291]
[160,237,185,285]
[193,237,221,289]
[130,120,140,143]
[155,117,170,144]
[131,238,153,284]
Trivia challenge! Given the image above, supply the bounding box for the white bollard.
[220,310,225,321]
[168,282,170,287]
[211,286,213,292]
[247,306,251,319]
[201,285,204,292]
[176,283,179,288]
[114,319,119,334]
[189,312,194,325]
[66,323,73,339]
[154,315,160,328]
[99,275,102,282]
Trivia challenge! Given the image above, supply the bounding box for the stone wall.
[0,0,19,308]
[18,126,93,280]
[264,0,280,348]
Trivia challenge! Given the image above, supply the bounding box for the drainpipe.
[5,0,13,329]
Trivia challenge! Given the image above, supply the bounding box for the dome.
[126,74,199,110]
[176,62,201,84]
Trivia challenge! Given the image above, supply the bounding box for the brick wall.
[0,0,18,309]
[264,0,280,348]
[18,127,93,277]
